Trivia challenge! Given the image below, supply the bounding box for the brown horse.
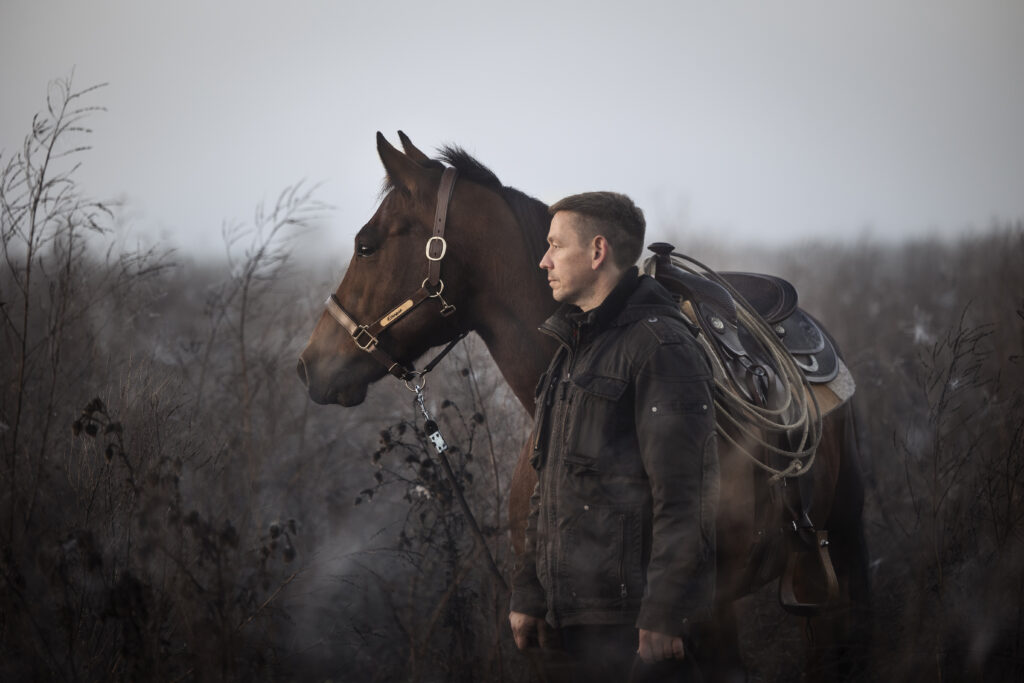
[298,132,870,679]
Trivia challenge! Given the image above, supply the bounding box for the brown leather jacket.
[510,269,718,635]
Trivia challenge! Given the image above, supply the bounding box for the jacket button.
[651,406,658,413]
[583,504,590,511]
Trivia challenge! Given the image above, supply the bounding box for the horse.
[297,132,871,680]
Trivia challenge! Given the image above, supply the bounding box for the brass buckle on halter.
[425,236,447,261]
[352,325,379,352]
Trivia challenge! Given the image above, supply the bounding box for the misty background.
[3,0,1023,256]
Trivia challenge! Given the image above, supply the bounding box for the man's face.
[539,211,597,307]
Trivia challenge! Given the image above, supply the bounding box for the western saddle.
[644,242,845,616]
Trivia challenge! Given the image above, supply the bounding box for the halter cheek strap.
[323,167,462,382]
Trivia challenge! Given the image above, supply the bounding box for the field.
[2,82,1022,682]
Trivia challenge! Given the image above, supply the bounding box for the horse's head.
[297,132,479,406]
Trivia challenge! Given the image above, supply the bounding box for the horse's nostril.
[296,357,310,387]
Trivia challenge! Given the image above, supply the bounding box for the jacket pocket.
[566,372,645,481]
[571,372,628,400]
[566,371,628,453]
[562,506,642,605]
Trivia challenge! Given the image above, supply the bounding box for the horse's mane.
[437,146,550,268]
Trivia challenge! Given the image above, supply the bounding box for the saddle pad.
[806,358,855,418]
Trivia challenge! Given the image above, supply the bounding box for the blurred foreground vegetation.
[2,80,1022,681]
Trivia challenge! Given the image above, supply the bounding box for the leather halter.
[323,167,462,383]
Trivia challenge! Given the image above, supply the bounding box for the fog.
[3,0,1023,257]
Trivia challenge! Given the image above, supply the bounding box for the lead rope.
[412,381,508,590]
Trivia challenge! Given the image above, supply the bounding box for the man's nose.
[539,249,552,270]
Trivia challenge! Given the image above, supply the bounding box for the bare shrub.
[265,337,527,682]
[0,77,331,681]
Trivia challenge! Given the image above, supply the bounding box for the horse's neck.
[475,303,556,410]
[467,203,556,411]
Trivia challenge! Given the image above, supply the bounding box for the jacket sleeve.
[633,332,719,634]
[509,479,547,617]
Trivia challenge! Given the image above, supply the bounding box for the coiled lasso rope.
[647,253,824,482]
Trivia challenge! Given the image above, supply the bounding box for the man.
[509,192,718,682]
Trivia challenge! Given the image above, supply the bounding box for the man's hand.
[509,611,544,651]
[637,628,685,663]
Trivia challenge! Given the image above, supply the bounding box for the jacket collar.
[540,267,683,347]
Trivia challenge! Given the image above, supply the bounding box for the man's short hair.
[549,192,646,269]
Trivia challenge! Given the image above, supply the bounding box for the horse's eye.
[356,243,376,257]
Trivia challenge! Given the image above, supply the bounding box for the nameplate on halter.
[380,299,414,327]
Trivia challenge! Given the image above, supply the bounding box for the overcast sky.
[2,0,1022,256]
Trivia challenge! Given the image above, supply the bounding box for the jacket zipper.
[618,512,628,599]
[542,340,574,607]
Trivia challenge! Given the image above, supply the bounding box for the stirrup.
[779,529,840,617]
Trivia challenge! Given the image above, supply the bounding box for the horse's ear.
[397,130,431,165]
[377,131,427,194]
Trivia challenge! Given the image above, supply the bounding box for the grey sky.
[3,0,1023,256]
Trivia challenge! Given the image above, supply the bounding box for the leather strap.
[322,166,461,382]
[427,167,457,286]
[325,294,417,380]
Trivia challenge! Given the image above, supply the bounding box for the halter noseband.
[323,167,465,385]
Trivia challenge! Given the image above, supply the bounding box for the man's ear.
[591,235,610,270]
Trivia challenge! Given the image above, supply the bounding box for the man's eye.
[357,243,376,257]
